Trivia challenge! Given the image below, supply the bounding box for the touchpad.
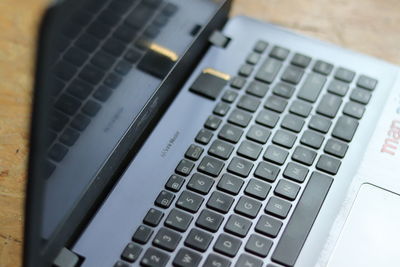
[327,183,400,267]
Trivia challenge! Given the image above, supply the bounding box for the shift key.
[255,58,282,84]
[297,73,326,103]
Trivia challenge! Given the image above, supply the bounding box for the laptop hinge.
[53,247,80,267]
[208,30,231,48]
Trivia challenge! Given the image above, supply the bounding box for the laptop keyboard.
[115,40,377,267]
[45,0,178,176]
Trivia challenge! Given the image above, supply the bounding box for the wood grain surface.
[0,0,399,266]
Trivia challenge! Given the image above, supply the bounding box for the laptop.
[24,0,400,266]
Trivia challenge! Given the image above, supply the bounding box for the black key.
[124,49,141,64]
[214,233,242,257]
[217,174,244,195]
[230,76,246,89]
[143,208,164,227]
[155,190,175,209]
[273,82,295,98]
[272,130,296,149]
[132,225,153,244]
[281,66,304,85]
[153,14,168,27]
[187,173,214,195]
[48,143,68,162]
[165,174,185,192]
[274,179,300,201]
[196,209,224,233]
[265,197,291,219]
[205,115,222,130]
[281,114,305,133]
[173,248,202,267]
[245,234,273,257]
[121,243,142,263]
[144,25,160,39]
[71,114,90,131]
[207,191,234,214]
[82,100,101,117]
[283,162,308,183]
[195,129,213,145]
[198,156,224,177]
[327,80,349,96]
[114,260,129,267]
[55,94,81,116]
[245,179,271,200]
[255,215,282,238]
[316,155,341,175]
[254,40,268,53]
[350,88,371,104]
[153,227,181,252]
[87,21,111,39]
[103,73,122,88]
[91,51,116,71]
[343,101,365,119]
[114,25,137,43]
[291,53,311,68]
[264,95,288,113]
[357,75,377,90]
[176,159,194,176]
[300,130,324,149]
[335,67,355,83]
[228,109,252,128]
[237,95,260,113]
[176,191,204,213]
[54,61,77,81]
[270,46,289,60]
[292,146,317,166]
[324,139,348,158]
[94,86,112,102]
[332,115,359,142]
[190,72,227,100]
[75,33,98,53]
[79,65,105,85]
[64,47,88,67]
[185,144,204,161]
[297,73,326,103]
[238,64,254,77]
[246,124,271,144]
[271,172,333,267]
[222,90,238,103]
[246,81,269,98]
[50,110,68,132]
[235,254,263,267]
[67,80,93,100]
[204,254,231,267]
[213,102,230,116]
[246,52,261,65]
[126,3,154,29]
[263,145,288,166]
[254,161,280,182]
[235,196,261,218]
[255,58,282,84]
[256,109,279,128]
[224,214,252,237]
[115,60,132,75]
[209,140,234,160]
[316,94,342,118]
[313,60,333,75]
[165,208,193,232]
[227,157,253,177]
[141,247,169,267]
[218,124,243,144]
[289,100,312,118]
[309,115,332,133]
[185,228,213,252]
[237,140,262,160]
[60,128,79,146]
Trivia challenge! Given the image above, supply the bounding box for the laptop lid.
[24,0,231,266]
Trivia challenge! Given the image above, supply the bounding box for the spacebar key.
[271,172,333,267]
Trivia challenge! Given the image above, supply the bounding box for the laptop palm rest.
[327,183,400,267]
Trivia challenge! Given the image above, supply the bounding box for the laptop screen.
[26,0,228,264]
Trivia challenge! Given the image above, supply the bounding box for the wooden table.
[0,0,399,266]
